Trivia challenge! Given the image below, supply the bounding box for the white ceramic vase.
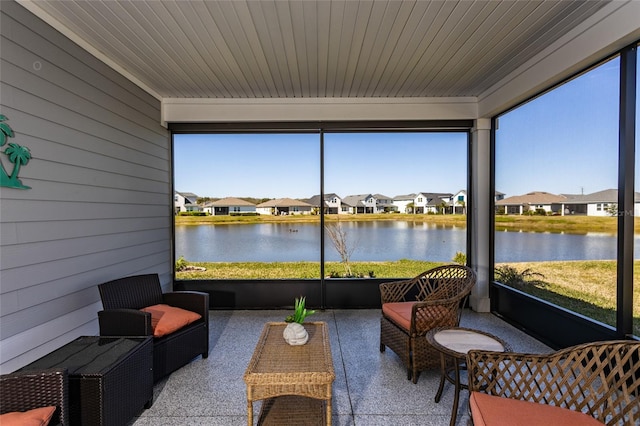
[283,322,309,345]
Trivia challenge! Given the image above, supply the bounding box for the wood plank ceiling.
[26,0,610,99]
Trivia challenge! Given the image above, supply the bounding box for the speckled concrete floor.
[131,309,550,426]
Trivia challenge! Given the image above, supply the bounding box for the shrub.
[452,251,467,265]
[175,256,187,271]
[494,265,546,290]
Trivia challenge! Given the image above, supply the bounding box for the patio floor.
[131,309,551,425]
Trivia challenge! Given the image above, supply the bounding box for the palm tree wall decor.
[0,115,31,189]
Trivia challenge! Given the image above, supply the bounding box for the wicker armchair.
[467,340,640,425]
[98,273,209,383]
[379,264,476,383]
[0,368,69,425]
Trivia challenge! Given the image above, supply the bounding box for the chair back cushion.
[98,274,164,310]
[141,304,202,337]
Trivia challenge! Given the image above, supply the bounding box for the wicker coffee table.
[244,322,335,426]
[426,327,511,426]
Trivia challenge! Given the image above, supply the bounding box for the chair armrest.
[379,279,413,303]
[98,309,152,336]
[163,291,209,324]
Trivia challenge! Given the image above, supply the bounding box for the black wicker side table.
[426,327,511,426]
[19,336,153,426]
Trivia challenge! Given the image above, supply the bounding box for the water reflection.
[175,222,635,263]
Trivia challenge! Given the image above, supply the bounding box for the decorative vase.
[283,322,308,345]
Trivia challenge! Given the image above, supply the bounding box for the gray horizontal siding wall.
[0,1,171,372]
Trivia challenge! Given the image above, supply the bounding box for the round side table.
[426,327,511,426]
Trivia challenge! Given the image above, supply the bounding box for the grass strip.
[178,258,639,336]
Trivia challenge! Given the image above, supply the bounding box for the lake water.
[175,221,634,263]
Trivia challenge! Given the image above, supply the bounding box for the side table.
[426,327,511,426]
[19,336,153,426]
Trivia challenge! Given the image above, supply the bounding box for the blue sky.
[496,56,622,197]
[175,55,638,200]
[174,132,467,199]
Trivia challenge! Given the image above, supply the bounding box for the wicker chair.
[0,368,69,425]
[379,264,476,383]
[98,273,209,383]
[467,340,640,426]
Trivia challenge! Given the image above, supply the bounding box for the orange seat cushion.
[470,392,604,426]
[140,304,201,337]
[382,302,416,330]
[0,406,56,426]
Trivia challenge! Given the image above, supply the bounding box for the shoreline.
[175,213,635,235]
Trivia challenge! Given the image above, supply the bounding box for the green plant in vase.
[285,296,315,324]
[283,297,315,345]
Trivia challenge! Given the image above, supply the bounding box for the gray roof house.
[392,194,417,213]
[374,194,396,213]
[342,194,376,214]
[561,189,640,216]
[256,198,314,215]
[175,192,200,214]
[304,193,342,214]
[496,191,567,215]
[415,192,454,214]
[203,197,256,216]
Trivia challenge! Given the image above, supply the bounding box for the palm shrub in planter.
[283,297,315,346]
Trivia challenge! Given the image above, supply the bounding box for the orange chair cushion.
[0,406,56,426]
[470,392,604,426]
[382,302,416,330]
[141,304,201,337]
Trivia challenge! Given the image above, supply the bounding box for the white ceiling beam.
[161,97,477,126]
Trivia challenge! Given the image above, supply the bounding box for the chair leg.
[412,368,419,384]
[407,368,412,381]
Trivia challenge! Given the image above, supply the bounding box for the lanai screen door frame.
[170,120,473,310]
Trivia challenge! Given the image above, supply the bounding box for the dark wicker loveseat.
[379,264,476,383]
[98,273,209,383]
[0,368,69,425]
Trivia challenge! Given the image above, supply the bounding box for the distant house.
[203,197,256,215]
[342,194,376,214]
[256,198,314,215]
[393,193,416,213]
[414,192,453,214]
[453,190,505,214]
[304,193,342,214]
[452,190,466,214]
[374,194,396,213]
[174,191,199,214]
[560,189,640,216]
[496,191,567,215]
